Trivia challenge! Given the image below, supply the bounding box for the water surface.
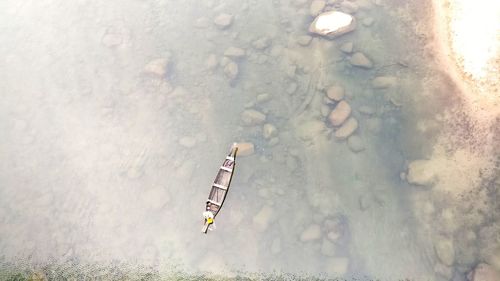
[0,0,498,280]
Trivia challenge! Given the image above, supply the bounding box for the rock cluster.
[323,85,361,142]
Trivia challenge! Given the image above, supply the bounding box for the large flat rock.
[309,11,356,38]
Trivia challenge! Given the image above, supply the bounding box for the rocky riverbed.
[0,0,498,280]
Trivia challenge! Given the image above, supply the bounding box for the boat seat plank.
[220,166,233,172]
[213,183,228,190]
[207,199,222,206]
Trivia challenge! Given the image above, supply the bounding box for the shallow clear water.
[1,0,499,280]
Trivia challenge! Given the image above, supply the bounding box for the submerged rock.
[252,36,271,50]
[237,142,255,156]
[340,1,359,14]
[326,85,345,101]
[142,187,170,210]
[205,54,218,70]
[324,215,349,244]
[321,104,331,117]
[224,46,246,58]
[366,117,382,133]
[268,137,280,146]
[372,76,398,89]
[300,224,322,241]
[198,253,228,274]
[321,239,336,256]
[469,263,500,281]
[327,231,341,242]
[362,17,375,26]
[340,42,354,53]
[271,238,281,254]
[194,17,210,28]
[179,136,197,148]
[258,188,271,198]
[358,194,371,211]
[434,263,453,280]
[224,61,239,80]
[101,25,129,47]
[309,11,356,38]
[144,57,171,77]
[310,0,326,16]
[297,35,313,46]
[253,205,273,231]
[296,120,326,141]
[347,135,365,152]
[335,117,358,139]
[214,13,233,29]
[329,100,351,126]
[263,123,278,139]
[287,82,298,94]
[358,105,375,115]
[350,52,373,68]
[407,160,438,186]
[256,93,271,103]
[325,257,349,276]
[127,166,143,179]
[389,90,404,106]
[29,272,47,281]
[241,109,266,125]
[434,237,455,266]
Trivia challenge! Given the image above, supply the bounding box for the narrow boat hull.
[202,144,238,233]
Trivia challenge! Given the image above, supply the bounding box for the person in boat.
[203,206,214,227]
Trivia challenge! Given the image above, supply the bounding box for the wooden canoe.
[202,144,238,233]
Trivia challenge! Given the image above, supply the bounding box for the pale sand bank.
[430,0,500,118]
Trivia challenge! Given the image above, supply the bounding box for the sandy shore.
[430,0,500,119]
